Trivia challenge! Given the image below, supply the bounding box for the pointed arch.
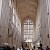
[22,16,34,24]
[23,17,34,42]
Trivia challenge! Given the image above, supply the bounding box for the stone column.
[1,0,10,44]
[39,0,49,48]
[0,0,2,45]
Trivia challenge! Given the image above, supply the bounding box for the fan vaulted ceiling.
[14,0,38,22]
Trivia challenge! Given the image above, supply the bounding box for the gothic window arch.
[23,18,34,42]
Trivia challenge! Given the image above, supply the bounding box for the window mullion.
[24,19,34,42]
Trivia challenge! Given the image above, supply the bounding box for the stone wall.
[36,0,49,48]
[1,0,10,44]
[35,0,41,47]
[0,0,21,48]
[48,0,50,47]
[0,0,2,45]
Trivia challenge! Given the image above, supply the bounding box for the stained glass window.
[23,18,34,42]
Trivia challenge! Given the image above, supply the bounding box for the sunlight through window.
[23,18,34,42]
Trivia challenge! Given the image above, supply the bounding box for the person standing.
[46,46,49,50]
